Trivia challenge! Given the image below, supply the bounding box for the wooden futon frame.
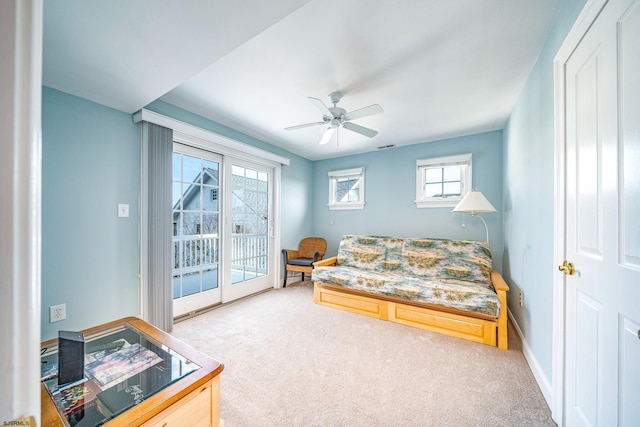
[313,257,509,350]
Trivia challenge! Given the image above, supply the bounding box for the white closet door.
[563,0,640,425]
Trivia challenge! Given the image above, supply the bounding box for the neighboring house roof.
[173,167,219,212]
[173,168,265,232]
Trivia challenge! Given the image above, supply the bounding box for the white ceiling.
[43,0,562,161]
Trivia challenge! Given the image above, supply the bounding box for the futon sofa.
[311,235,509,349]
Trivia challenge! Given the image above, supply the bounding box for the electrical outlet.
[50,304,66,322]
[519,292,524,307]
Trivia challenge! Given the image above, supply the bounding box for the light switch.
[118,203,129,218]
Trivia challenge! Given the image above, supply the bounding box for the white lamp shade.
[452,191,496,214]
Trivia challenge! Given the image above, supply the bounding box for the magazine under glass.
[41,322,200,427]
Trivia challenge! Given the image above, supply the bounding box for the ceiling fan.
[285,91,383,145]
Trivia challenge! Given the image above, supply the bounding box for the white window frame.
[415,153,472,208]
[328,167,365,210]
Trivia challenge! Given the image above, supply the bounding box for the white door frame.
[0,0,43,423]
[552,0,610,423]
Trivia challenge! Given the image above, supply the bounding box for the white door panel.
[620,317,640,425]
[565,10,612,425]
[563,0,640,425]
[573,292,601,426]
[574,51,604,260]
[619,0,640,270]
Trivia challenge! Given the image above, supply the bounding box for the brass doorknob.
[558,260,575,275]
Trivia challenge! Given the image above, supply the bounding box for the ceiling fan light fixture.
[319,127,335,145]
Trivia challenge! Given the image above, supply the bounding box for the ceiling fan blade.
[343,104,384,121]
[284,121,326,131]
[319,127,335,145]
[342,122,378,138]
[308,97,333,118]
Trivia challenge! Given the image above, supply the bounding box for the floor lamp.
[452,190,496,244]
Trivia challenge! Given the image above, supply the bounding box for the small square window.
[328,167,365,210]
[415,154,472,208]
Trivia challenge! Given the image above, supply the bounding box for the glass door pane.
[231,165,269,283]
[223,161,273,302]
[172,147,221,316]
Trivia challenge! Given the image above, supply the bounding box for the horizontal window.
[415,154,472,208]
[328,167,365,210]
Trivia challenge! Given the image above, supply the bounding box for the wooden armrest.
[491,269,509,350]
[314,256,337,267]
[490,270,509,292]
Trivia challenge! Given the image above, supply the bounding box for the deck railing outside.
[173,234,268,275]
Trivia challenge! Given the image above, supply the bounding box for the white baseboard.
[508,309,553,408]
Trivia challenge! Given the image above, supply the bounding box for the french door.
[172,144,274,316]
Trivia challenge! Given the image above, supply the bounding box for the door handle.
[558,260,575,275]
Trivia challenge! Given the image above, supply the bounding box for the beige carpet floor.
[172,281,556,427]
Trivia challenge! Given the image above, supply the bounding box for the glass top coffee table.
[40,317,223,427]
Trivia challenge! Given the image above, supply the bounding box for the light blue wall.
[41,92,313,340]
[42,87,140,340]
[503,0,587,382]
[312,131,504,270]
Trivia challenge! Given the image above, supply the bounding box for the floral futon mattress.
[311,235,501,317]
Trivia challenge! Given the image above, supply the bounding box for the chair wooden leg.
[283,269,288,288]
[301,272,305,282]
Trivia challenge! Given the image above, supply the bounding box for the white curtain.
[141,122,173,331]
